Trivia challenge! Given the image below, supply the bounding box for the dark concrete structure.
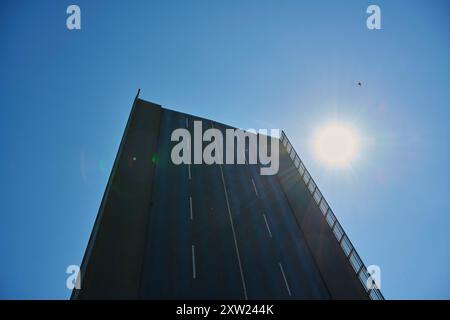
[72,92,383,300]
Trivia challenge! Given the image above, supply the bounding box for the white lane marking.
[214,121,248,300]
[188,163,191,180]
[263,214,272,238]
[190,196,193,220]
[192,245,196,279]
[251,178,258,197]
[219,161,248,300]
[279,263,292,297]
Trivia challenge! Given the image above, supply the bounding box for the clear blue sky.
[0,0,449,299]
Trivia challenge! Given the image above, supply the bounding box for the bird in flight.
[357,81,362,87]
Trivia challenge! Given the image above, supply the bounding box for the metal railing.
[280,131,384,300]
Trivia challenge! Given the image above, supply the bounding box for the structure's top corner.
[135,88,141,100]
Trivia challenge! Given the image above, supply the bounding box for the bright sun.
[314,124,358,166]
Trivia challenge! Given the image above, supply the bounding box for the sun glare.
[314,124,358,167]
